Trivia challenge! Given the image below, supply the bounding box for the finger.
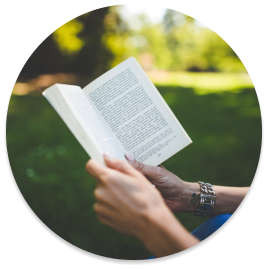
[104,154,139,177]
[97,215,118,231]
[94,187,115,209]
[94,203,117,229]
[85,159,111,182]
[93,202,113,216]
[97,215,111,226]
[94,207,112,225]
[125,155,162,179]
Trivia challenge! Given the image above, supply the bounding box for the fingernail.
[125,154,134,161]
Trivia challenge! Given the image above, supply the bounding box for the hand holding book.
[86,155,199,257]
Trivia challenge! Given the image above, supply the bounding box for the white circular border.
[1,0,268,268]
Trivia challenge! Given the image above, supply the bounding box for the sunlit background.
[7,6,261,259]
[13,6,251,95]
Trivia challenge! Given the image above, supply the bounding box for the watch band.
[191,181,216,216]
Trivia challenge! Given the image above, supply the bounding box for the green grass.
[149,71,253,94]
[6,81,261,259]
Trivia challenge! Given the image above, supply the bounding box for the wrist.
[136,206,175,253]
[136,205,198,257]
[174,181,200,212]
[135,204,170,241]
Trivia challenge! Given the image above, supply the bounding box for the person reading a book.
[43,57,249,257]
[86,154,248,258]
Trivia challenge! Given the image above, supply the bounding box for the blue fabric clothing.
[191,213,232,241]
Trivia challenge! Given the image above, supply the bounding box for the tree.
[17,7,112,83]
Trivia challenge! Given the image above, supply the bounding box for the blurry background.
[7,6,261,259]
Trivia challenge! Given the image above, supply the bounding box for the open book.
[43,57,192,166]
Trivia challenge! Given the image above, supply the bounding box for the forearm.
[137,208,199,257]
[183,183,249,215]
[213,186,249,214]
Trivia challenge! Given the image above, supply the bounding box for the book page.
[83,57,192,166]
[43,84,123,165]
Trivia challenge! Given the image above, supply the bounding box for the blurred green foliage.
[18,6,247,84]
[7,83,261,259]
[53,20,84,54]
[8,4,261,260]
[148,71,253,93]
[18,7,113,83]
[106,8,247,72]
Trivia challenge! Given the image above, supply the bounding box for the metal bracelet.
[191,181,216,216]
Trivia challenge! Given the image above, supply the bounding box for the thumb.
[125,154,162,180]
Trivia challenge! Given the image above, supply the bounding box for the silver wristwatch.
[191,181,216,216]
